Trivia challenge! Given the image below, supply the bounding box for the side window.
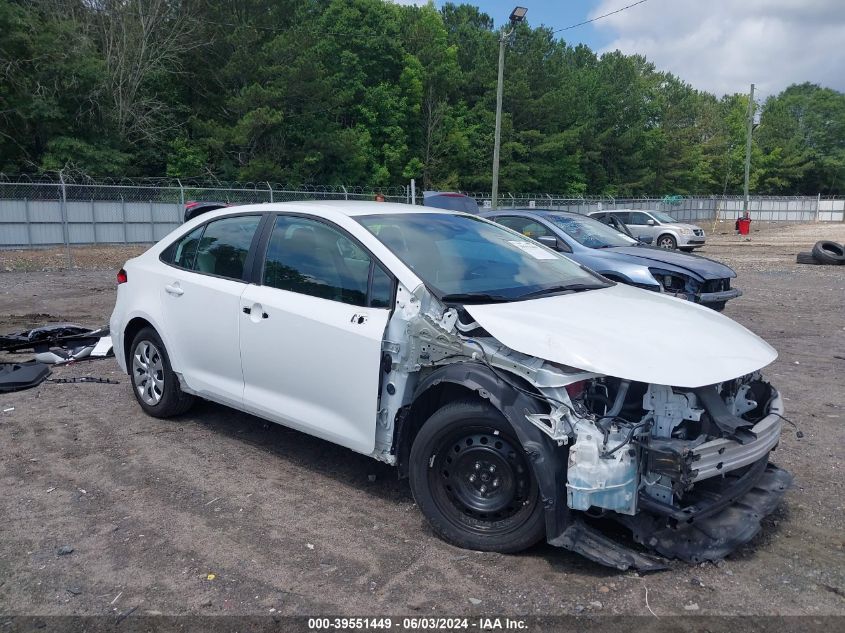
[162,226,204,269]
[263,216,392,308]
[629,212,652,225]
[496,216,553,240]
[193,215,261,280]
[369,265,393,308]
[610,212,630,223]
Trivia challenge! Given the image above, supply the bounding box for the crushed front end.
[546,372,793,568]
[385,287,791,571]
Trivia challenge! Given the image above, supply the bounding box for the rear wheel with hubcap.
[409,400,545,553]
[130,327,194,417]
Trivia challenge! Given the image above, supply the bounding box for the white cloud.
[592,0,845,97]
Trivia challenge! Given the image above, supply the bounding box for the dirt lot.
[0,223,844,618]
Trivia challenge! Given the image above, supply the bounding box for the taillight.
[185,201,199,209]
[117,269,128,284]
[565,380,586,399]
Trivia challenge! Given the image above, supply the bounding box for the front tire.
[129,327,194,418]
[657,234,677,249]
[409,400,545,553]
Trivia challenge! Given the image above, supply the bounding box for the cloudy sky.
[394,0,845,98]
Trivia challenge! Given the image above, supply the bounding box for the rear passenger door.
[158,214,263,406]
[239,214,394,455]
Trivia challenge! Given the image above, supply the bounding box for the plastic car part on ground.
[0,323,112,364]
[796,240,845,265]
[0,361,51,393]
[47,376,119,385]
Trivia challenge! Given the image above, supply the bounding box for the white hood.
[464,284,777,388]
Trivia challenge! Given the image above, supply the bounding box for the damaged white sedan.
[110,201,792,570]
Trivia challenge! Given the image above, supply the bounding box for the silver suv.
[591,209,705,251]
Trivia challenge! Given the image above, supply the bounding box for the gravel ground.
[0,222,843,617]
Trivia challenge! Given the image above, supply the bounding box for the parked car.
[589,211,653,244]
[590,209,705,251]
[184,201,229,222]
[110,201,790,570]
[422,191,480,213]
[484,209,740,311]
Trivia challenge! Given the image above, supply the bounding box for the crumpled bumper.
[551,461,792,571]
[627,462,792,564]
[698,288,742,305]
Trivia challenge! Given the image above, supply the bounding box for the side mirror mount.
[537,235,560,250]
[646,219,655,226]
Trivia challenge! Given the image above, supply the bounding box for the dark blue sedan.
[483,209,741,311]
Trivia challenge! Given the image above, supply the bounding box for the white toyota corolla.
[110,201,792,570]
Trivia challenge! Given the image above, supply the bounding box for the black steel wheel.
[409,400,545,553]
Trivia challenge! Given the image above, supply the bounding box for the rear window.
[161,215,261,281]
[195,216,261,280]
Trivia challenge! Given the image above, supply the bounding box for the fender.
[116,309,174,373]
[597,270,660,292]
[405,362,572,542]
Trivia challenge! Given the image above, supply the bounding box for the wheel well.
[657,232,676,244]
[122,317,154,371]
[395,383,485,478]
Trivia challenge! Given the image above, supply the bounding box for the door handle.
[165,284,184,296]
[351,313,368,325]
[243,306,269,319]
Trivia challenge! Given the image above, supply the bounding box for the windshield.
[651,211,678,223]
[357,213,608,302]
[547,214,636,249]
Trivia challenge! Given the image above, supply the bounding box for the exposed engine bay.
[376,282,793,570]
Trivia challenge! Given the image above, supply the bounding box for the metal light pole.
[491,6,527,210]
[743,83,755,214]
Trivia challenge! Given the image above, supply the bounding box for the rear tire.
[657,234,677,250]
[409,400,545,553]
[129,327,194,418]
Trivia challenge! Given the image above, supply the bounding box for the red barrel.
[738,218,751,235]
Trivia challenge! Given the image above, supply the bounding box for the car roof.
[589,209,656,214]
[490,208,587,219]
[198,200,455,218]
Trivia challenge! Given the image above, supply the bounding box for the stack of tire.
[796,241,845,265]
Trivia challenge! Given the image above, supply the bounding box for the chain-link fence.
[1,175,842,251]
[0,176,413,249]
